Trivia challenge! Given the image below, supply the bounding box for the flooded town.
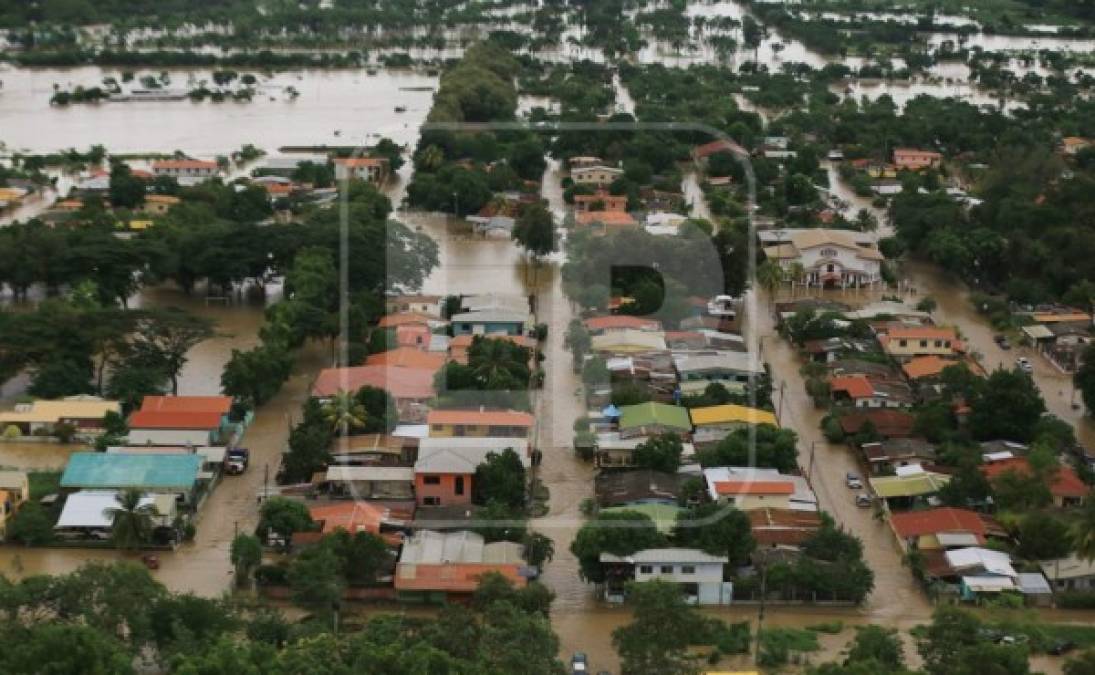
[2,0,1095,673]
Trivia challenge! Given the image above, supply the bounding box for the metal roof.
[600,547,728,565]
[61,453,201,491]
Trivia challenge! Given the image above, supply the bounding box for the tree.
[104,488,158,550]
[1076,343,1095,413]
[698,425,798,473]
[0,623,135,675]
[673,503,755,566]
[757,260,785,301]
[106,362,168,412]
[612,581,704,675]
[1065,649,1095,675]
[571,511,667,583]
[513,203,556,259]
[968,368,1046,442]
[845,625,904,670]
[354,385,399,433]
[109,162,146,209]
[131,309,216,395]
[220,343,293,409]
[474,448,527,510]
[320,390,367,436]
[632,433,684,473]
[324,530,389,585]
[1016,512,1071,560]
[1071,498,1095,563]
[257,497,314,544]
[287,544,345,612]
[230,533,263,587]
[522,531,555,569]
[7,502,55,545]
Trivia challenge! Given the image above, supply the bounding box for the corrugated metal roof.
[61,453,201,490]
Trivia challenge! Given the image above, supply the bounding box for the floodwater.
[0,66,437,154]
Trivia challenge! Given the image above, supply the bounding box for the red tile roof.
[584,315,662,332]
[890,507,988,539]
[152,159,218,170]
[394,563,527,592]
[981,458,1090,499]
[378,312,435,328]
[882,325,957,341]
[426,409,534,428]
[577,210,638,227]
[140,395,233,415]
[364,347,446,371]
[333,157,386,167]
[714,481,795,496]
[838,410,915,438]
[830,375,875,399]
[128,409,223,430]
[308,501,409,545]
[902,356,948,380]
[312,365,436,400]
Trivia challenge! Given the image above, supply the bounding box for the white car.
[1016,357,1033,374]
[845,473,863,489]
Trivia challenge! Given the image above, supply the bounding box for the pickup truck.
[225,447,250,475]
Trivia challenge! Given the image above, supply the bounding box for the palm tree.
[104,489,158,551]
[1072,499,1095,562]
[416,144,444,171]
[321,390,367,435]
[756,260,785,306]
[787,262,806,297]
[469,338,527,389]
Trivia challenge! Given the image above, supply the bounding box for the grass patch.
[28,471,61,500]
[807,620,845,634]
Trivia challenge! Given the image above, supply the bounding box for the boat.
[394,105,407,113]
[366,68,378,75]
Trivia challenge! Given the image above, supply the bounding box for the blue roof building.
[61,453,202,498]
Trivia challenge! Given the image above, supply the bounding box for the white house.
[332,157,389,183]
[761,228,884,288]
[151,159,219,180]
[600,548,732,605]
[571,165,624,187]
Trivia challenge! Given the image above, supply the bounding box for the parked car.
[571,652,588,674]
[846,473,863,489]
[1016,357,1033,374]
[1049,640,1076,655]
[994,334,1011,350]
[855,493,872,508]
[225,447,250,475]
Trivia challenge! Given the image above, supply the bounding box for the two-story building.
[600,548,731,605]
[450,308,531,336]
[761,228,884,288]
[673,351,766,395]
[573,191,628,213]
[414,436,531,507]
[893,148,943,170]
[332,157,390,183]
[151,159,219,180]
[0,396,121,436]
[878,325,960,361]
[571,165,624,187]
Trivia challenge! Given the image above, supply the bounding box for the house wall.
[713,493,792,508]
[572,168,622,186]
[785,245,880,282]
[127,428,214,446]
[415,472,472,506]
[428,423,529,439]
[894,152,941,170]
[884,338,954,358]
[453,321,524,336]
[633,560,724,584]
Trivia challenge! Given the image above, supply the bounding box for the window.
[455,476,465,495]
[639,565,653,574]
[899,340,907,347]
[919,340,928,348]
[423,497,440,506]
[934,340,942,347]
[660,565,673,574]
[423,475,441,485]
[431,425,443,432]
[681,565,696,574]
[454,426,465,437]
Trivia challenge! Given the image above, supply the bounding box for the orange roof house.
[395,323,432,349]
[748,508,823,547]
[378,312,437,329]
[902,355,948,380]
[573,191,628,213]
[692,139,745,159]
[830,375,876,399]
[890,507,987,539]
[139,395,232,415]
[152,159,219,172]
[714,481,795,496]
[583,315,663,333]
[311,365,436,402]
[893,148,942,170]
[981,457,1089,506]
[307,501,409,545]
[427,409,534,428]
[394,530,526,596]
[576,210,639,232]
[364,347,446,371]
[128,410,224,430]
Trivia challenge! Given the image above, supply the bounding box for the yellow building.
[879,326,959,360]
[0,396,120,435]
[0,471,30,541]
[426,409,534,439]
[690,404,777,431]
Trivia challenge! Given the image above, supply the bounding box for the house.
[594,470,684,507]
[569,156,604,170]
[414,436,531,507]
[152,159,219,179]
[448,333,535,365]
[573,191,628,213]
[364,347,447,371]
[450,309,530,337]
[385,294,442,317]
[703,467,819,512]
[592,329,667,354]
[571,165,624,187]
[673,351,765,393]
[592,433,696,468]
[256,154,329,177]
[901,355,951,381]
[860,438,936,474]
[600,548,731,605]
[1040,556,1095,592]
[837,409,915,439]
[878,326,960,360]
[944,547,1019,599]
[394,530,528,600]
[748,508,823,548]
[0,471,29,541]
[1061,137,1092,156]
[332,157,389,183]
[576,210,639,233]
[104,444,227,473]
[710,480,794,511]
[690,404,777,444]
[322,465,415,500]
[377,312,446,330]
[54,490,176,536]
[893,148,942,170]
[761,229,884,288]
[869,468,951,508]
[803,337,849,364]
[584,315,662,334]
[307,501,409,546]
[889,508,990,553]
[60,452,202,503]
[311,364,438,422]
[829,375,914,408]
[426,409,533,439]
[0,396,120,436]
[329,434,415,466]
[140,194,181,215]
[140,395,233,416]
[980,457,1089,508]
[617,402,692,439]
[127,409,226,447]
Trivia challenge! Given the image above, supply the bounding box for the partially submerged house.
[600,548,731,605]
[394,530,529,601]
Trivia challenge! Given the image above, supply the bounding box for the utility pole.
[753,557,768,665]
[808,440,817,483]
[776,379,786,425]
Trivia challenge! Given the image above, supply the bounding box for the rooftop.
[980,458,1089,498]
[601,547,728,565]
[870,471,951,498]
[714,480,795,496]
[363,347,447,371]
[128,409,224,430]
[584,315,662,332]
[312,365,436,400]
[618,402,692,432]
[0,396,120,424]
[426,409,534,428]
[690,404,777,427]
[61,453,202,491]
[890,507,988,539]
[139,395,232,415]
